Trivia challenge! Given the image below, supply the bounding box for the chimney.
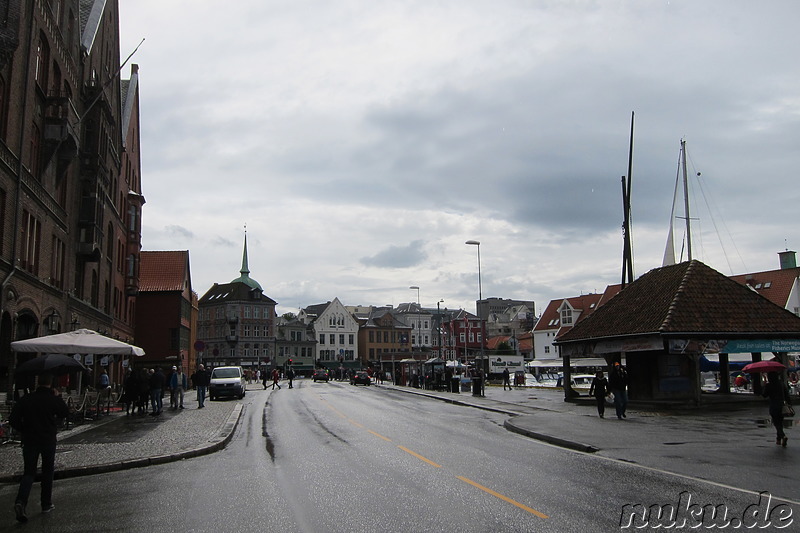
[778,250,797,270]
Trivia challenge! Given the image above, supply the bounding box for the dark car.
[350,371,371,386]
[313,370,329,382]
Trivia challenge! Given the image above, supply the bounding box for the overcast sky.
[118,1,800,317]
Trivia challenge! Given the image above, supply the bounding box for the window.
[411,335,416,345]
[244,307,251,318]
[253,307,260,319]
[243,325,250,337]
[29,122,41,177]
[560,308,573,326]
[0,76,6,139]
[35,34,49,89]
[348,334,354,345]
[544,346,550,354]
[469,332,475,342]
[253,325,261,337]
[369,331,374,342]
[339,334,345,345]
[320,335,325,345]
[329,334,335,345]
[460,333,465,343]
[20,210,41,274]
[0,189,5,254]
[50,236,65,289]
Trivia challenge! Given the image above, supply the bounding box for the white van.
[209,366,246,400]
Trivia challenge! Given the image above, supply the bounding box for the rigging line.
[687,153,748,273]
[694,173,734,274]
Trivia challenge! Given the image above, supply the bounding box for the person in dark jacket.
[9,373,70,522]
[148,367,166,416]
[609,363,629,419]
[191,364,211,408]
[762,372,792,447]
[589,371,610,418]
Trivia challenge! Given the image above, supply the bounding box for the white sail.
[662,157,681,266]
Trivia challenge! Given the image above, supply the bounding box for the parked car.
[209,366,246,400]
[313,370,329,382]
[350,371,371,386]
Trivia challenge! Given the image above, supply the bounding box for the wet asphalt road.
[0,381,792,532]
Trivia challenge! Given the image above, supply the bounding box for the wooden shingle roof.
[557,260,800,343]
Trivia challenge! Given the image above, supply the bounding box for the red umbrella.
[742,360,786,373]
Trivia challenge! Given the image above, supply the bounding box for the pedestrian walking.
[9,373,70,523]
[136,368,149,415]
[149,367,165,416]
[271,368,281,390]
[589,371,609,418]
[192,364,210,408]
[502,368,512,391]
[762,372,792,447]
[121,368,136,415]
[609,362,629,419]
[287,367,295,389]
[169,365,188,409]
[262,369,269,390]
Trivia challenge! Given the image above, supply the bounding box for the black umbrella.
[15,353,88,376]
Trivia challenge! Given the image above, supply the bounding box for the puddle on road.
[262,405,275,462]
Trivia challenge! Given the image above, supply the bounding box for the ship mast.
[680,139,692,261]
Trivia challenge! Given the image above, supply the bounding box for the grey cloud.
[165,225,194,239]
[361,240,428,268]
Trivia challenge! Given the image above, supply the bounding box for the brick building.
[0,1,144,390]
[135,251,195,372]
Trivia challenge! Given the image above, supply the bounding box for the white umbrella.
[11,329,145,356]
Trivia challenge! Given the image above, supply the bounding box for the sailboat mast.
[621,112,635,287]
[680,139,692,261]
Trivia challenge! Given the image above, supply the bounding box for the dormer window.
[561,308,573,325]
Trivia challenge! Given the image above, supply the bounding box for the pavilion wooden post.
[718,353,731,394]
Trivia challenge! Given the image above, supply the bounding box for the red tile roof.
[730,267,800,309]
[557,260,800,343]
[534,293,604,333]
[139,251,190,292]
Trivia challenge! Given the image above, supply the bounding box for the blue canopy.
[699,355,748,372]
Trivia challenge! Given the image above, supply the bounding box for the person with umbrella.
[762,371,792,447]
[9,372,70,522]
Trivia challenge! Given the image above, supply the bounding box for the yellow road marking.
[367,430,392,442]
[319,397,546,519]
[397,446,442,468]
[456,476,548,519]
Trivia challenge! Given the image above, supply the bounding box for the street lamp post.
[410,285,421,386]
[409,286,421,350]
[465,240,482,301]
[436,299,444,359]
[465,240,486,390]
